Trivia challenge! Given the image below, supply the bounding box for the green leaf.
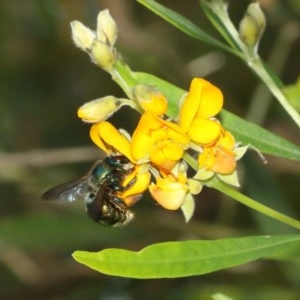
[137,0,231,53]
[73,235,300,278]
[200,0,242,52]
[220,110,300,161]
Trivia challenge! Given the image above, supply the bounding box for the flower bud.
[239,3,266,51]
[97,9,118,46]
[70,21,95,52]
[133,84,168,115]
[90,39,115,71]
[77,96,121,123]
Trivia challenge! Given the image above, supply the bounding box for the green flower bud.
[239,3,266,51]
[78,96,121,123]
[90,39,115,71]
[70,21,95,52]
[96,9,118,46]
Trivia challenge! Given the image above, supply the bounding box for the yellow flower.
[131,112,189,171]
[198,129,237,175]
[90,121,135,163]
[149,173,189,210]
[179,78,223,146]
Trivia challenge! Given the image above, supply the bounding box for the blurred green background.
[1,0,300,299]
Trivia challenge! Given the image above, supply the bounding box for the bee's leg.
[111,196,127,208]
[113,173,137,192]
[123,177,137,191]
[106,169,136,192]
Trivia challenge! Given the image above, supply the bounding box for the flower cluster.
[71,10,246,221]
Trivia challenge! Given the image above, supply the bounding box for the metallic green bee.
[41,156,140,227]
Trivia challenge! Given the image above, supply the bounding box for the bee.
[41,155,141,227]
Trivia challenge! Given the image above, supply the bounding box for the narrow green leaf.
[137,0,232,53]
[200,0,242,52]
[220,110,300,161]
[73,235,300,278]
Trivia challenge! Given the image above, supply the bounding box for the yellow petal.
[134,84,168,115]
[89,124,109,153]
[179,78,223,132]
[149,142,182,171]
[179,78,203,133]
[134,111,162,133]
[97,122,135,162]
[131,112,189,161]
[150,142,183,164]
[148,93,168,115]
[188,118,221,146]
[131,113,168,160]
[212,149,236,175]
[196,79,223,118]
[217,130,235,149]
[149,177,188,210]
[198,147,215,170]
[121,170,151,203]
[161,141,184,161]
[165,122,190,145]
[131,131,157,161]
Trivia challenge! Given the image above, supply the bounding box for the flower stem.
[208,177,300,231]
[111,68,133,100]
[247,58,300,128]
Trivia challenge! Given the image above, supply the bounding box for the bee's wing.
[41,177,93,203]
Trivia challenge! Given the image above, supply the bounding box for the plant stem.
[209,177,300,231]
[247,58,300,128]
[245,22,300,124]
[111,68,133,100]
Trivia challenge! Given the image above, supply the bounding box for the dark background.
[0,0,300,299]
